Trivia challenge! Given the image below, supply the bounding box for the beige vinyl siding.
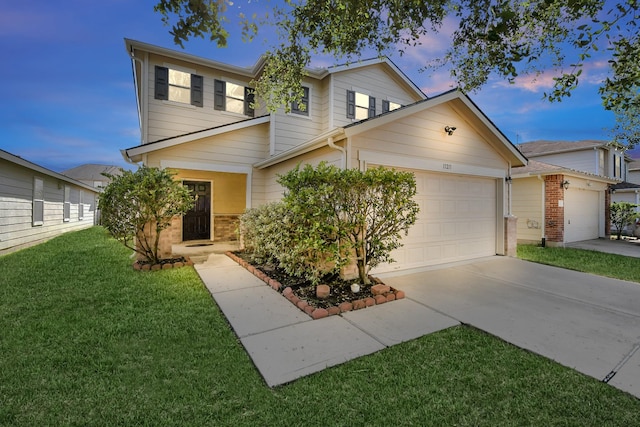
[349,104,508,171]
[146,123,270,169]
[0,159,96,255]
[512,177,545,244]
[272,79,326,155]
[145,53,259,143]
[261,146,343,203]
[331,63,422,129]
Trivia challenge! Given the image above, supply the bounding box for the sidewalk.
[194,254,458,387]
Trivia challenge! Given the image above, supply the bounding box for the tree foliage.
[610,201,638,240]
[99,166,194,263]
[241,162,419,285]
[154,0,640,141]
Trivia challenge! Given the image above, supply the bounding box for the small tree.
[610,201,638,240]
[278,162,419,285]
[99,166,194,263]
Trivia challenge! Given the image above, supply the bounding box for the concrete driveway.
[384,256,640,398]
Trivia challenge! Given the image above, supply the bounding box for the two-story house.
[121,39,526,274]
[511,140,622,245]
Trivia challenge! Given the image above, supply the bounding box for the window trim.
[63,185,70,222]
[78,190,84,221]
[33,177,44,227]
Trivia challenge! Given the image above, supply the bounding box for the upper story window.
[382,100,401,113]
[154,66,203,107]
[615,155,622,178]
[291,87,310,116]
[214,79,254,117]
[347,90,375,120]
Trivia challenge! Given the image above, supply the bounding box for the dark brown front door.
[183,181,211,241]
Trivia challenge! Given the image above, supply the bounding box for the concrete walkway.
[194,244,640,399]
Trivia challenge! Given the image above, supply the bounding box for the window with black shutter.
[155,65,203,107]
[214,79,254,116]
[348,90,376,120]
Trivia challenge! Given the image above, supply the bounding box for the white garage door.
[565,188,600,243]
[374,169,497,273]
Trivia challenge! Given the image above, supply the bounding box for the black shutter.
[368,96,376,118]
[154,66,169,100]
[214,79,225,110]
[382,100,390,113]
[244,87,255,117]
[346,90,355,119]
[191,74,203,107]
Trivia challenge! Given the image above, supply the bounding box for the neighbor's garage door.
[375,169,497,273]
[564,188,600,243]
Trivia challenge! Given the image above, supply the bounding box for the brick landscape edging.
[132,257,194,271]
[225,251,405,319]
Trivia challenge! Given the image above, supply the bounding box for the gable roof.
[0,149,99,193]
[256,89,527,169]
[517,140,607,157]
[511,159,618,183]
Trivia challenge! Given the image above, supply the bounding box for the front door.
[183,181,211,241]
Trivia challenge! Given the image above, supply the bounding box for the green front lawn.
[1,228,638,426]
[518,244,640,283]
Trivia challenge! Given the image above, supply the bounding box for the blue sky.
[0,1,626,172]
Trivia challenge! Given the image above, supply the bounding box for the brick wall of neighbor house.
[214,215,240,241]
[545,175,565,243]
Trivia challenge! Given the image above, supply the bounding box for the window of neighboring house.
[598,149,605,176]
[382,99,401,113]
[214,79,254,117]
[33,177,44,226]
[615,155,622,179]
[291,86,310,116]
[78,190,84,221]
[63,185,70,222]
[347,90,375,120]
[154,66,203,107]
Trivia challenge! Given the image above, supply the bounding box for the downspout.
[328,136,346,169]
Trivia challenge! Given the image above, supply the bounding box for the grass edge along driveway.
[1,227,638,426]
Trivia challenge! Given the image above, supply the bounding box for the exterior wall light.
[561,179,570,190]
[444,125,457,136]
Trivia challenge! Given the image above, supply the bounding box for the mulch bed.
[227,251,405,319]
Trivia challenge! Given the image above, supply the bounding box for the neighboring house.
[0,149,98,255]
[61,164,124,190]
[517,140,630,181]
[612,160,640,221]
[511,160,616,246]
[121,39,526,274]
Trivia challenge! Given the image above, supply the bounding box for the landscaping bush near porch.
[1,227,639,426]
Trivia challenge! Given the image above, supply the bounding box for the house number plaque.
[442,163,452,170]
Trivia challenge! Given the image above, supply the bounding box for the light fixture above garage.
[444,125,457,136]
[561,179,570,190]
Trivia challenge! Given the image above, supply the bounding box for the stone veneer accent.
[225,252,405,320]
[214,215,240,241]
